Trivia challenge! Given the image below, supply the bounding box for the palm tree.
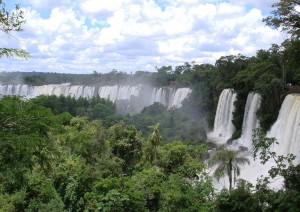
[209,147,250,190]
[148,123,162,165]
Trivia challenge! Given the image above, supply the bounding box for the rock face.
[0,84,192,114]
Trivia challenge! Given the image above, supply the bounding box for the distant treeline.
[0,70,155,86]
[0,67,199,88]
[31,95,207,144]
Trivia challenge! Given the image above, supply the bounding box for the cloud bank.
[1,0,285,74]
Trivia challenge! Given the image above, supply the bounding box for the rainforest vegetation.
[1,0,300,211]
[1,95,300,211]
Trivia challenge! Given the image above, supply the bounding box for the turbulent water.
[0,84,191,113]
[268,94,300,163]
[207,89,237,144]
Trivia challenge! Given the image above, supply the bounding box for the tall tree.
[148,123,162,165]
[0,0,30,59]
[209,147,250,190]
[108,123,143,173]
[0,96,59,190]
[263,0,300,38]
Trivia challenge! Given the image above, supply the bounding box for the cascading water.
[209,90,282,189]
[237,93,262,148]
[207,89,237,145]
[169,88,192,108]
[212,92,300,189]
[268,94,300,163]
[239,94,300,188]
[99,85,123,102]
[0,84,191,113]
[150,87,170,106]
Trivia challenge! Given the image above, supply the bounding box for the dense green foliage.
[31,95,119,128]
[126,103,207,144]
[24,95,208,144]
[1,96,299,211]
[0,96,215,211]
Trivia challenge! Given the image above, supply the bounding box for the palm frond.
[234,165,241,177]
[234,157,250,165]
[209,147,250,189]
[0,48,31,59]
[213,163,226,181]
[209,148,229,165]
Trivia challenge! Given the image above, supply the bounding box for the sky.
[1,0,287,74]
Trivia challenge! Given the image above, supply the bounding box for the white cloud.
[229,0,277,9]
[217,2,244,17]
[1,0,286,74]
[80,0,127,14]
[158,36,195,54]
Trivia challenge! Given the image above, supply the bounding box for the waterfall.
[32,84,73,97]
[268,94,300,163]
[150,87,171,106]
[98,85,142,103]
[208,89,236,144]
[0,84,191,113]
[170,88,192,108]
[68,85,81,98]
[82,86,96,99]
[117,85,140,100]
[238,93,262,147]
[149,87,192,108]
[208,91,300,189]
[238,94,300,188]
[0,84,33,97]
[98,85,121,102]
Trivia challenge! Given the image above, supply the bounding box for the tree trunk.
[228,161,233,191]
[154,146,157,165]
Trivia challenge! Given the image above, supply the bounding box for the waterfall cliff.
[207,89,236,144]
[0,84,191,113]
[268,94,300,163]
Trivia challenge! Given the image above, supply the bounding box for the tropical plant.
[252,128,296,179]
[107,123,143,173]
[148,123,162,165]
[209,147,250,190]
[0,0,30,59]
